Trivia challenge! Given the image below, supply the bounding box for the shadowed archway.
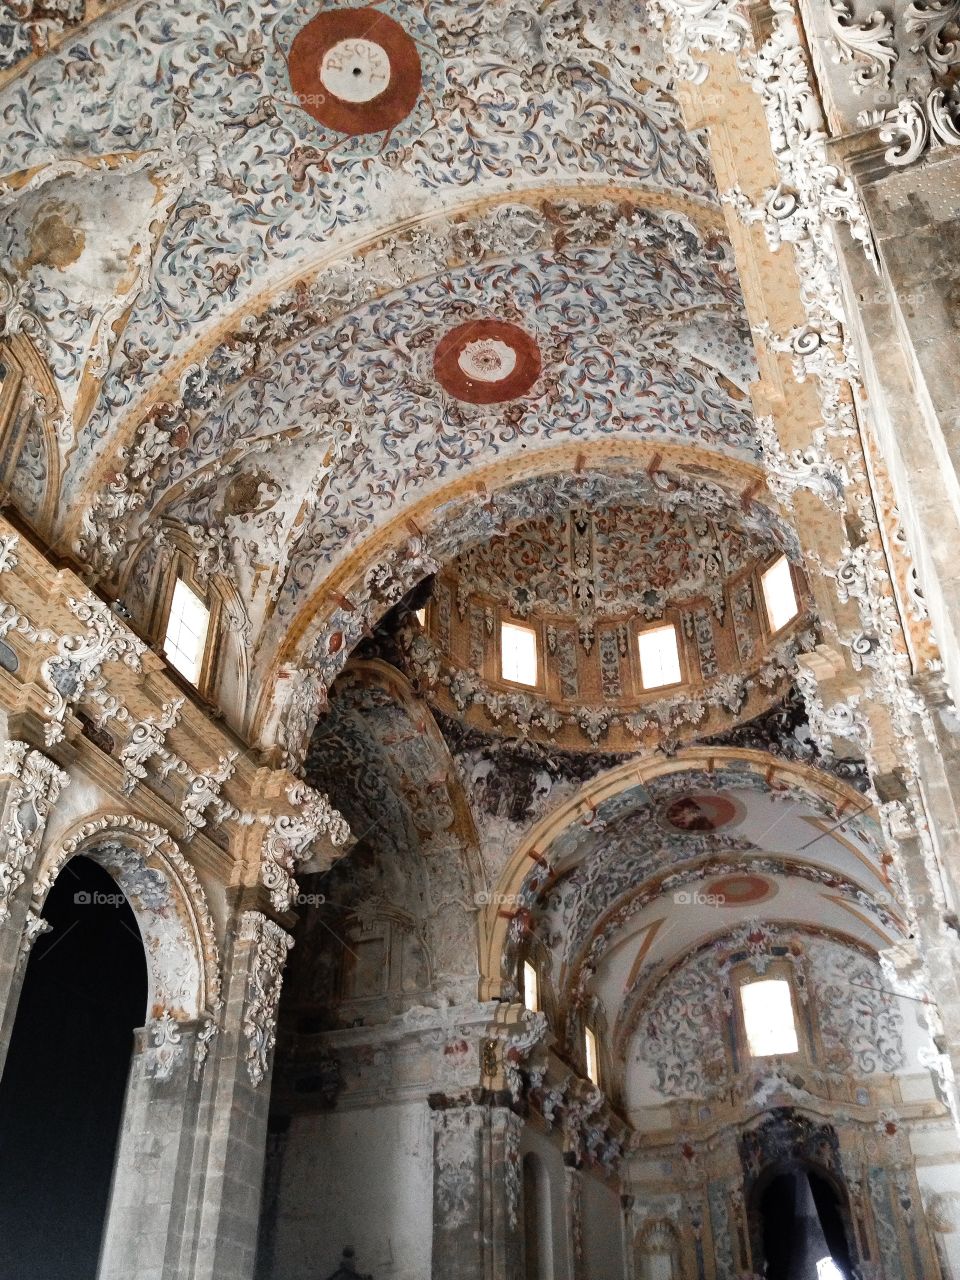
[0,855,148,1280]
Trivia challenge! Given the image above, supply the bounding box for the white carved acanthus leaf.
[258,782,351,913]
[905,0,960,76]
[647,0,750,83]
[39,594,146,746]
[880,88,960,166]
[0,741,70,922]
[826,0,897,92]
[240,910,294,1087]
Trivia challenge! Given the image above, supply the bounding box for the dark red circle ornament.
[433,319,542,405]
[705,873,775,906]
[662,793,741,833]
[288,7,422,136]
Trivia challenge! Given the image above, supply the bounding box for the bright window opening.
[740,979,799,1057]
[817,1260,844,1280]
[164,577,210,685]
[584,1026,600,1086]
[523,960,540,1013]
[637,623,682,689]
[761,555,799,632]
[415,607,426,626]
[501,621,538,686]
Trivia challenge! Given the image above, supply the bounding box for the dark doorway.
[760,1167,854,1280]
[0,855,148,1280]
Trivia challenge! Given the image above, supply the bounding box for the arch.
[635,1217,685,1280]
[741,1112,859,1279]
[253,446,792,759]
[33,813,221,1021]
[478,746,884,999]
[301,658,485,994]
[0,854,150,1280]
[69,184,731,551]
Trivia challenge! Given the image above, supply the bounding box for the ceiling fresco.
[99,209,757,674]
[626,924,909,1113]
[303,464,815,750]
[4,0,946,1202]
[482,751,903,1094]
[0,0,717,490]
[0,0,774,751]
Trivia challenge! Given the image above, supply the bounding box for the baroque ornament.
[259,781,352,912]
[825,0,897,92]
[241,910,294,1087]
[37,813,222,1019]
[0,740,69,922]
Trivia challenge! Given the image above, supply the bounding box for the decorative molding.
[0,739,69,922]
[144,1011,187,1082]
[38,813,222,1018]
[0,532,19,574]
[38,593,146,745]
[240,910,293,1087]
[180,752,238,838]
[755,414,850,510]
[825,0,897,93]
[904,0,960,76]
[880,89,960,167]
[258,781,351,913]
[648,0,751,84]
[117,698,184,795]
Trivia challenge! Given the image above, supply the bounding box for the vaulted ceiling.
[0,0,794,757]
[0,0,918,1121]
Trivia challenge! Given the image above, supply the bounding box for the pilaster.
[0,737,69,1076]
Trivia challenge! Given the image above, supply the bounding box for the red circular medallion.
[705,873,776,906]
[662,792,742,833]
[434,320,542,405]
[288,8,422,136]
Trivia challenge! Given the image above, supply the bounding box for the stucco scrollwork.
[904,0,960,76]
[240,910,293,1087]
[0,739,69,921]
[880,88,960,166]
[825,0,897,92]
[258,781,351,913]
[38,593,146,746]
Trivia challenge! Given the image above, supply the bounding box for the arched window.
[585,1025,600,1086]
[636,1219,684,1279]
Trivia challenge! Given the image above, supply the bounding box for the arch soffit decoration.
[477,747,887,1001]
[611,916,901,1065]
[0,330,63,533]
[32,812,222,1023]
[306,657,486,985]
[324,656,485,892]
[557,852,903,1033]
